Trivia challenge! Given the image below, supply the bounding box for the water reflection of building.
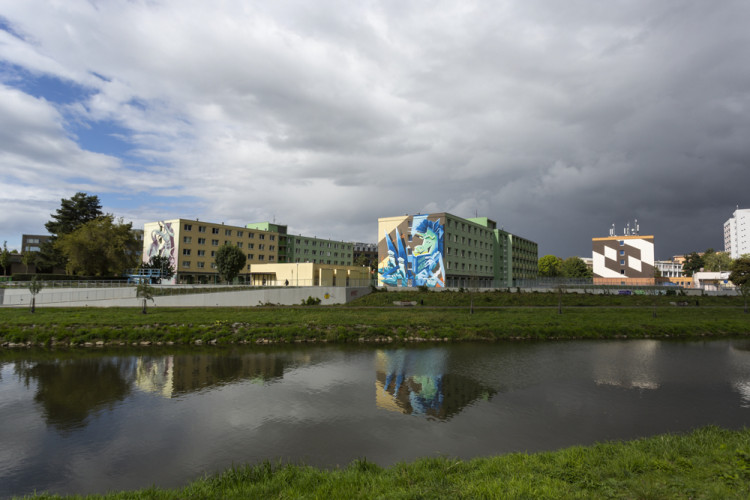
[375,349,495,420]
[136,352,292,397]
[592,341,660,390]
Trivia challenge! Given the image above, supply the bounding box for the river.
[1,339,750,498]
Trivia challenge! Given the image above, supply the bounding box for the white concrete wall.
[0,286,371,308]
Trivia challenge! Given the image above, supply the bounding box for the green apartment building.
[378,213,537,288]
[246,222,354,266]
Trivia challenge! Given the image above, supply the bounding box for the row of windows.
[292,239,351,250]
[180,254,276,269]
[448,234,492,249]
[445,261,493,273]
[182,223,273,240]
[182,237,273,251]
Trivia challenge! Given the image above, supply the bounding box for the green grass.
[1,292,749,346]
[19,426,750,499]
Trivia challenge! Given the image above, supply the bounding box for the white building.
[655,259,683,278]
[724,208,750,259]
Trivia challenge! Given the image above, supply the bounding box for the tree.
[0,241,9,276]
[538,255,562,277]
[22,251,36,274]
[28,277,43,313]
[560,257,592,279]
[45,192,103,236]
[136,282,155,314]
[681,252,704,277]
[55,216,139,276]
[729,256,750,313]
[141,254,175,282]
[215,244,247,283]
[703,251,732,272]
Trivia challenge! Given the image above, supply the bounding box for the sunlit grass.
[20,426,750,499]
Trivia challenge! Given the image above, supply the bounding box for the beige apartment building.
[143,219,281,283]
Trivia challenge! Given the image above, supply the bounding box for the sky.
[1,0,749,260]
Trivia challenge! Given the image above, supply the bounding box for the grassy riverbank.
[20,426,750,499]
[1,291,749,347]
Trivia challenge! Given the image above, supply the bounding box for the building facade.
[143,219,281,283]
[246,222,354,266]
[377,212,537,288]
[592,234,656,285]
[724,208,750,259]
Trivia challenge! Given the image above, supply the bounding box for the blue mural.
[379,215,445,287]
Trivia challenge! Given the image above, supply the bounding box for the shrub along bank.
[20,426,750,499]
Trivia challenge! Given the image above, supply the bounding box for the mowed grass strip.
[19,426,750,499]
[1,300,749,346]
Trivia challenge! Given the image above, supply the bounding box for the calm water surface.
[2,339,750,498]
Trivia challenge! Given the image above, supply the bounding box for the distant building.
[21,234,51,253]
[143,219,281,283]
[724,208,750,259]
[592,225,656,285]
[377,212,537,288]
[246,222,354,266]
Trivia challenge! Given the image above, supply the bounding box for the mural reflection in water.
[375,348,495,420]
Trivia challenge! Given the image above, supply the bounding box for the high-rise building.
[724,208,750,259]
[377,212,537,288]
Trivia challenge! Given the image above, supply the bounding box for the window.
[197,250,205,257]
[237,242,243,248]
[182,261,191,268]
[270,245,275,251]
[270,235,275,241]
[182,249,191,255]
[247,254,254,260]
[620,260,625,265]
[620,250,625,255]
[269,256,275,261]
[237,231,243,237]
[211,251,216,257]
[198,238,206,244]
[198,226,206,233]
[248,243,254,249]
[259,234,265,240]
[212,239,219,246]
[183,224,192,231]
[620,269,625,275]
[248,233,254,238]
[197,262,205,268]
[619,240,624,246]
[225,229,232,236]
[183,236,192,243]
[258,255,265,261]
[212,228,220,234]
[211,263,217,269]
[259,244,265,250]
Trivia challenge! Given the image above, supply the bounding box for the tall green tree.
[215,244,247,283]
[681,252,704,277]
[538,255,562,277]
[560,257,592,278]
[45,192,103,235]
[55,216,139,276]
[40,192,104,273]
[0,241,9,276]
[729,256,750,313]
[703,251,732,272]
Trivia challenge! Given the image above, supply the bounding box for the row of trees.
[537,255,593,278]
[681,249,733,277]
